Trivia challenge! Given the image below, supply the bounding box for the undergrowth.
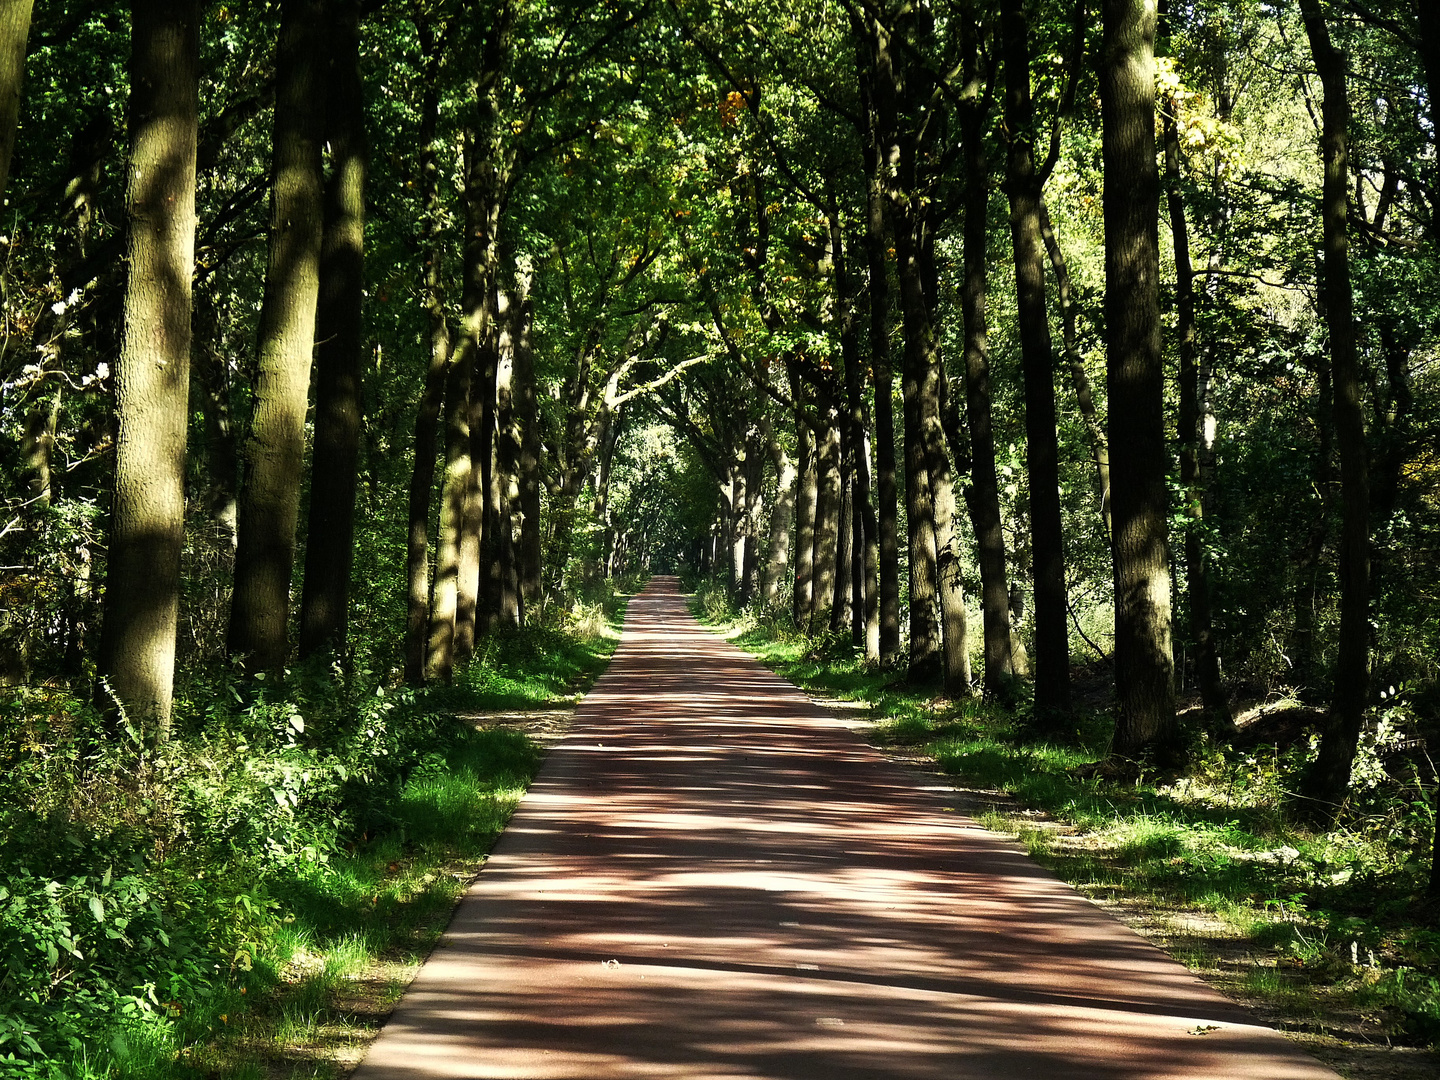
[692,581,1440,1052]
[0,598,626,1079]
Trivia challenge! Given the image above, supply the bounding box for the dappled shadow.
[352,578,1337,1079]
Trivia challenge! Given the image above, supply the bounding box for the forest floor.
[693,600,1440,1080]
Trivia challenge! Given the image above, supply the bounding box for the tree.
[1102,0,1178,763]
[228,0,327,674]
[299,0,367,660]
[0,0,34,203]
[1297,0,1371,819]
[94,0,200,735]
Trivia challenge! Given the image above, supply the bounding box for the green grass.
[692,585,1440,1052]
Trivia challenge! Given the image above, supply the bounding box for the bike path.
[353,576,1335,1079]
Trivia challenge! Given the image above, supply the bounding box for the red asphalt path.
[353,577,1337,1079]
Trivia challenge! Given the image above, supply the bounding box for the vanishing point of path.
[354,578,1337,1080]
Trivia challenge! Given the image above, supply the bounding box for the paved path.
[355,578,1336,1079]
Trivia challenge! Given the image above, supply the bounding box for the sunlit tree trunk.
[811,420,841,632]
[96,0,199,735]
[1298,0,1371,819]
[428,335,473,683]
[1163,108,1231,730]
[513,281,542,621]
[404,49,451,685]
[760,416,796,608]
[229,0,326,675]
[0,0,33,204]
[1103,0,1178,762]
[300,0,366,661]
[792,420,817,625]
[1001,0,1070,722]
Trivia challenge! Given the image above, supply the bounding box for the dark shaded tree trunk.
[96,0,199,735]
[495,286,522,627]
[1164,109,1231,730]
[299,0,366,661]
[193,290,239,546]
[1298,0,1371,820]
[0,0,33,203]
[960,98,1014,697]
[1102,0,1178,762]
[403,54,451,686]
[793,420,817,626]
[228,0,326,675]
[1001,0,1070,721]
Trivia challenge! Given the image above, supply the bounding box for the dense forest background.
[1,0,1438,1073]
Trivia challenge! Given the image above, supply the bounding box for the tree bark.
[1298,0,1371,820]
[0,0,33,204]
[1102,0,1178,762]
[792,419,817,626]
[960,93,1014,696]
[299,0,366,661]
[228,0,326,675]
[495,286,522,627]
[403,51,451,685]
[427,333,473,683]
[760,417,796,608]
[1001,0,1070,721]
[513,281,542,621]
[1164,108,1231,729]
[96,0,199,735]
[811,420,841,632]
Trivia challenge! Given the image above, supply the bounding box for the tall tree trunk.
[96,0,199,735]
[495,286,522,627]
[832,420,854,633]
[760,417,796,608]
[860,71,900,665]
[403,55,451,686]
[299,0,366,661]
[792,419,817,625]
[811,420,841,632]
[1039,198,1111,539]
[1001,0,1070,721]
[228,0,326,675]
[1164,109,1231,729]
[0,0,33,204]
[427,337,473,682]
[513,281,542,620]
[1102,0,1178,762]
[1298,0,1371,819]
[193,290,239,546]
[960,95,1014,696]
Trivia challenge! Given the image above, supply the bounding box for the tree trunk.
[403,58,451,686]
[229,0,326,675]
[792,419,817,625]
[95,0,199,735]
[832,420,853,634]
[760,417,796,608]
[1039,198,1112,539]
[862,126,900,665]
[1001,0,1070,722]
[0,0,33,204]
[427,334,473,683]
[299,0,366,661]
[1299,0,1371,820]
[1102,0,1178,762]
[811,420,841,632]
[513,281,542,620]
[1164,109,1231,730]
[495,286,522,627]
[193,290,239,546]
[960,96,1014,697]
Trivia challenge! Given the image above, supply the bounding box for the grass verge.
[0,594,627,1080]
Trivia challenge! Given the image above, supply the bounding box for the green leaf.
[88,895,105,923]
